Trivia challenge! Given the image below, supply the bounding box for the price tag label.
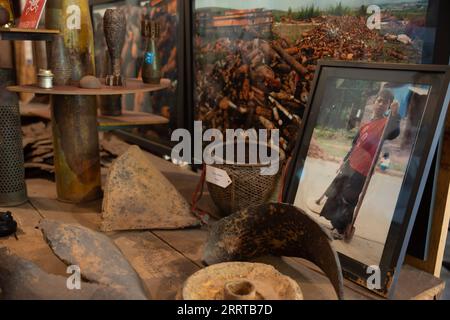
[206,166,232,189]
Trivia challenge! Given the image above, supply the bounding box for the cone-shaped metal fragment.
[101,146,199,232]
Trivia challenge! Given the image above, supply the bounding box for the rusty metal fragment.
[46,0,101,203]
[0,248,137,300]
[104,9,126,86]
[39,219,148,300]
[203,203,344,299]
[101,146,199,232]
[51,95,102,203]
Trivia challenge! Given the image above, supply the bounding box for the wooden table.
[0,148,445,300]
[8,80,169,203]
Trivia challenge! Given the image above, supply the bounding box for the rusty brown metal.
[203,202,345,299]
[0,67,28,206]
[46,0,101,203]
[51,95,102,203]
[104,9,125,87]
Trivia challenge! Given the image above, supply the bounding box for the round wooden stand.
[8,79,169,203]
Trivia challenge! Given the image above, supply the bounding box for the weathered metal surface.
[103,9,125,87]
[39,219,149,300]
[141,19,161,85]
[0,68,27,206]
[0,67,17,109]
[49,34,72,86]
[45,0,96,78]
[101,146,199,232]
[45,0,100,203]
[0,248,134,300]
[203,203,345,299]
[98,51,122,116]
[51,95,101,202]
[182,262,303,300]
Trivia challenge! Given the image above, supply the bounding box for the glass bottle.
[0,0,14,28]
[141,20,161,85]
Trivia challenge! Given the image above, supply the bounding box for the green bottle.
[141,20,161,85]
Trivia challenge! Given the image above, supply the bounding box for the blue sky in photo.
[195,0,425,11]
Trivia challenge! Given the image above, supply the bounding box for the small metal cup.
[37,69,54,89]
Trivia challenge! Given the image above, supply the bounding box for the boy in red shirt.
[318,89,401,240]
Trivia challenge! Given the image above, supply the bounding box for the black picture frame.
[405,0,450,262]
[284,60,450,297]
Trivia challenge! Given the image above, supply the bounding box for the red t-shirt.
[349,118,388,177]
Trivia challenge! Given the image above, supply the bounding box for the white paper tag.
[206,166,232,189]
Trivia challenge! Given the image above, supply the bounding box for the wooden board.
[8,79,170,96]
[19,103,169,128]
[0,28,59,41]
[26,179,102,231]
[112,231,200,300]
[0,40,13,68]
[0,201,67,276]
[98,110,169,128]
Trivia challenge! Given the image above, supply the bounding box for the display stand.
[8,80,169,203]
[0,28,59,41]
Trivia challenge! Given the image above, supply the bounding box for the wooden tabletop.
[8,79,170,96]
[0,146,445,300]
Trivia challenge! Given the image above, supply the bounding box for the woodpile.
[195,16,409,154]
[22,121,124,177]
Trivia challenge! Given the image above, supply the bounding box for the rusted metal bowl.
[206,141,285,217]
[182,262,303,300]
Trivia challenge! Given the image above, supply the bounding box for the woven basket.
[206,142,285,217]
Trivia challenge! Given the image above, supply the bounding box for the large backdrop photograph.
[193,0,434,156]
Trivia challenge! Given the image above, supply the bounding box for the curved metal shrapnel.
[203,203,344,299]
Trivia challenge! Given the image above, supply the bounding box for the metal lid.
[38,69,54,77]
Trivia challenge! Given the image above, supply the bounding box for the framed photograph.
[284,61,450,297]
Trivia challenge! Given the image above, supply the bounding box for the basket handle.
[191,164,211,225]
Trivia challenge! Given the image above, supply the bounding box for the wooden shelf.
[0,28,59,41]
[98,111,169,131]
[8,78,170,95]
[19,102,169,131]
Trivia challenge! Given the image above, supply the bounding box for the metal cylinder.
[51,95,102,203]
[46,0,101,203]
[0,68,27,206]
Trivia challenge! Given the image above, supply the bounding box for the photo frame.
[284,60,450,297]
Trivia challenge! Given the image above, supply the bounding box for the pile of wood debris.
[195,16,410,153]
[22,121,128,178]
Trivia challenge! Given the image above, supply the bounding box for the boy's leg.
[330,171,366,238]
